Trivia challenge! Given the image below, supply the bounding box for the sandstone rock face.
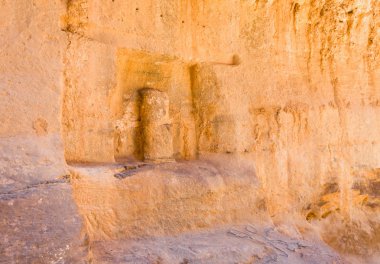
[1,0,379,263]
[0,1,86,262]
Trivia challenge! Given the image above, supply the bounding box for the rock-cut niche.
[62,49,197,164]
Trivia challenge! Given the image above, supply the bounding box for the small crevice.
[114,164,151,179]
[0,179,68,199]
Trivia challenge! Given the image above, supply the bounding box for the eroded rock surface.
[0,182,86,263]
[90,226,344,264]
[1,0,379,263]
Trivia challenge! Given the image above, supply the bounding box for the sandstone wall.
[1,0,380,261]
[61,0,380,257]
[62,0,379,207]
[0,1,85,262]
[0,0,68,188]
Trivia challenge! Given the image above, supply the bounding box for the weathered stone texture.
[1,0,380,262]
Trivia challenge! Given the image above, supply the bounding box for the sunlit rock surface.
[0,0,379,263]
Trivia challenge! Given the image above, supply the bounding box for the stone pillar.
[140,88,174,162]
